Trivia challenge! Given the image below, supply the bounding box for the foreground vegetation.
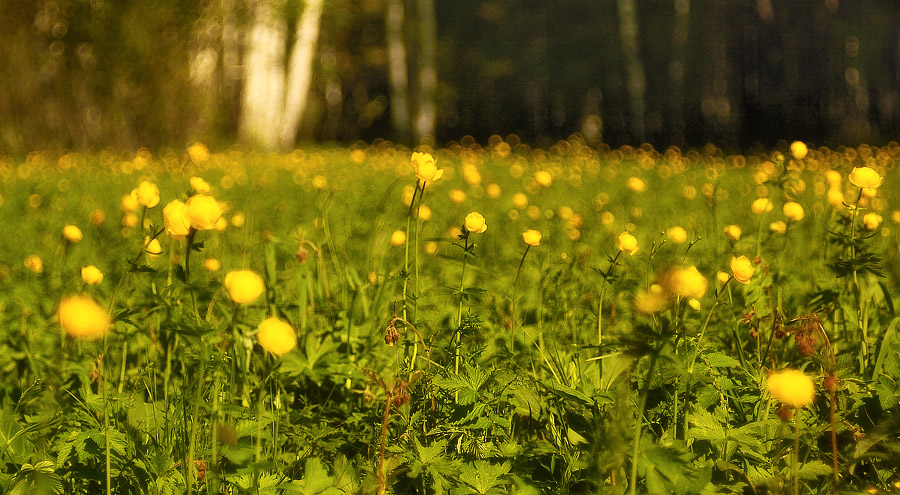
[1,138,900,494]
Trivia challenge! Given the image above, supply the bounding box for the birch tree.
[280,0,325,148]
[617,0,647,142]
[386,0,411,142]
[414,0,437,142]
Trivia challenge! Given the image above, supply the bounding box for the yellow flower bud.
[863,212,882,231]
[449,189,466,204]
[58,296,110,340]
[145,237,163,259]
[827,187,844,207]
[723,224,742,241]
[63,225,83,243]
[751,197,774,215]
[616,231,639,255]
[81,265,103,285]
[225,270,264,304]
[185,194,222,231]
[464,212,488,234]
[188,142,210,164]
[203,258,221,271]
[512,192,528,209]
[257,317,297,356]
[730,255,754,284]
[121,190,140,213]
[626,176,646,193]
[666,226,688,244]
[666,266,708,299]
[783,201,805,221]
[523,229,542,246]
[770,220,787,234]
[411,152,443,184]
[716,271,730,284]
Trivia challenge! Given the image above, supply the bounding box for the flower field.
[1,138,900,494]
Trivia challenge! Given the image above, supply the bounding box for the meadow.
[1,137,899,494]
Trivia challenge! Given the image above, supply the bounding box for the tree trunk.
[280,0,325,148]
[240,0,287,149]
[669,0,690,146]
[386,0,411,143]
[617,0,646,142]
[414,0,437,142]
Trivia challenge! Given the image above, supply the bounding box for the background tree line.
[1,0,899,155]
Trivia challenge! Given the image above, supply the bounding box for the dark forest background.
[2,0,900,155]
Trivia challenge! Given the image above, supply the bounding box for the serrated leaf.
[797,460,833,480]
[458,460,510,494]
[687,408,727,443]
[703,352,739,368]
[282,458,341,495]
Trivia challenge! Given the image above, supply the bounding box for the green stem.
[401,183,421,321]
[629,351,659,495]
[793,409,801,495]
[455,235,470,401]
[103,331,111,495]
[510,245,531,354]
[185,339,207,495]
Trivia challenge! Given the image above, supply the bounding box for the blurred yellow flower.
[666,226,688,244]
[688,298,702,311]
[825,170,842,187]
[416,205,432,221]
[827,187,844,207]
[723,224,742,241]
[225,270,264,304]
[464,212,488,233]
[751,197,774,215]
[626,176,646,193]
[188,142,210,164]
[185,194,222,231]
[512,192,528,209]
[767,369,815,408]
[424,241,438,254]
[730,256,754,284]
[666,266,708,299]
[790,141,808,160]
[770,220,787,234]
[411,152,443,184]
[89,209,106,226]
[523,229,542,246]
[25,255,43,274]
[783,201,804,221]
[231,212,246,228]
[81,265,103,285]
[848,167,883,190]
[214,217,228,232]
[122,213,139,228]
[634,284,669,314]
[485,183,502,199]
[145,237,163,259]
[58,296,109,340]
[863,212,882,231]
[63,225,83,243]
[616,231,639,255]
[121,190,139,213]
[163,199,191,240]
[257,317,297,356]
[449,189,466,204]
[312,175,328,190]
[390,229,407,246]
[534,170,552,187]
[716,271,730,284]
[204,258,221,271]
[136,181,160,208]
[190,176,211,194]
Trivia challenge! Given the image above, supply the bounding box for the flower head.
[185,194,222,231]
[163,200,192,240]
[626,177,646,193]
[666,266,708,299]
[790,141,808,160]
[59,296,110,340]
[390,230,407,246]
[767,369,816,408]
[257,317,297,356]
[411,152,443,184]
[848,167,883,190]
[723,224,742,241]
[523,229,542,246]
[225,270,264,304]
[534,170,552,187]
[81,265,103,285]
[145,237,163,259]
[730,255,754,284]
[863,212,883,231]
[770,220,787,234]
[63,225,83,243]
[616,231,639,255]
[751,197,774,215]
[783,201,804,221]
[666,226,688,244]
[121,190,140,213]
[136,181,160,208]
[204,258,221,271]
[25,255,43,274]
[190,176,211,194]
[464,212,488,234]
[188,142,210,164]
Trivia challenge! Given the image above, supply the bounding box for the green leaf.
[687,408,727,443]
[282,458,341,495]
[458,460,510,494]
[797,460,833,480]
[703,352,739,368]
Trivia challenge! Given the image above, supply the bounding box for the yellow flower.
[411,152,443,184]
[225,270,265,304]
[121,190,140,213]
[783,201,804,221]
[390,230,407,246]
[424,241,438,254]
[90,209,106,226]
[523,229,542,246]
[848,167,884,190]
[688,298,702,311]
[512,192,528,209]
[616,231,639,255]
[666,266,708,299]
[190,176,211,194]
[63,225,83,243]
[534,170,552,187]
[25,255,44,274]
[790,141,808,160]
[136,181,160,208]
[203,258,221,271]
[666,226,688,244]
[145,237,163,259]
[827,187,844,207]
[257,317,297,356]
[716,271,730,284]
[730,256,754,284]
[464,212,488,234]
[767,369,816,408]
[188,142,210,164]
[770,220,787,234]
[626,176,646,193]
[485,183,502,199]
[163,199,191,240]
[863,212,882,231]
[634,284,670,314]
[723,224,742,241]
[231,212,246,228]
[416,205,432,221]
[58,296,109,340]
[185,194,222,231]
[81,265,103,285]
[751,197,774,215]
[312,175,328,190]
[825,170,842,187]
[122,214,139,228]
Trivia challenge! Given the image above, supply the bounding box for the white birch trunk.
[617,0,646,142]
[414,0,437,142]
[240,0,287,149]
[386,0,411,142]
[280,0,325,148]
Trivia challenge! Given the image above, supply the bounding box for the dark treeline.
[2,0,899,155]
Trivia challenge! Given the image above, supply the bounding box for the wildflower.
[390,230,407,246]
[63,225,83,243]
[411,152,443,184]
[225,270,264,304]
[231,212,246,228]
[534,170,552,187]
[89,209,106,226]
[730,256,754,284]
[616,231,639,255]
[485,183,502,199]
[464,212,488,234]
[416,205,432,221]
[666,266,708,299]
[770,220,787,234]
[666,226,688,244]
[723,224,742,241]
[523,229,542,246]
[863,212,882,231]
[626,177,646,193]
[185,194,222,231]
[121,191,140,213]
[634,284,669,314]
[424,241,438,254]
[716,271,730,284]
[122,214,139,228]
[825,170,842,187]
[25,255,44,274]
[783,201,804,221]
[751,197,774,215]
[145,237,163,259]
[163,200,191,240]
[849,167,883,190]
[81,265,103,285]
[58,296,109,340]
[214,217,228,232]
[790,141,808,160]
[688,298,702,311]
[136,181,160,208]
[767,369,816,408]
[204,258,221,271]
[190,176,211,194]
[449,189,466,204]
[188,142,210,164]
[312,175,327,190]
[827,188,844,207]
[512,192,528,209]
[257,317,297,356]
